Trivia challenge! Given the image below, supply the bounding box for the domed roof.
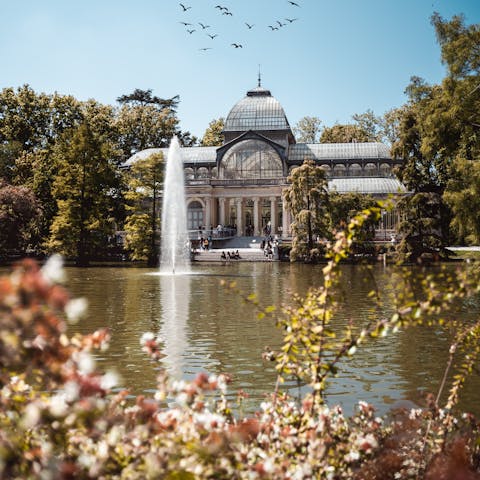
[224,84,291,132]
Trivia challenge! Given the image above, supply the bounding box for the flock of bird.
[178,1,301,52]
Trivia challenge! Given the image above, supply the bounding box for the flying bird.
[198,22,210,29]
[276,20,286,27]
[223,10,233,16]
[187,29,196,34]
[285,17,298,22]
[245,22,254,29]
[207,33,218,39]
[199,47,212,51]
[268,25,279,30]
[179,22,192,26]
[231,43,242,48]
[215,5,227,9]
[287,1,300,5]
[179,3,191,11]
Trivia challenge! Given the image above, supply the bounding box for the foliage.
[2,208,480,478]
[351,109,384,142]
[0,181,41,253]
[328,192,378,249]
[293,116,322,143]
[393,13,480,247]
[320,123,371,143]
[47,123,119,266]
[444,158,480,244]
[117,88,180,110]
[123,152,164,265]
[283,160,331,262]
[201,117,225,146]
[396,192,453,263]
[0,85,83,152]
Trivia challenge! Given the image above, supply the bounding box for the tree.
[328,192,378,245]
[201,118,224,146]
[117,88,179,110]
[283,160,330,262]
[393,13,480,247]
[115,88,183,158]
[47,123,119,266]
[0,181,41,254]
[123,153,164,265]
[320,124,370,143]
[351,109,383,142]
[443,158,480,244]
[293,116,322,143]
[115,103,178,157]
[396,192,450,263]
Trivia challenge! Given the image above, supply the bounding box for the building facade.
[126,83,406,239]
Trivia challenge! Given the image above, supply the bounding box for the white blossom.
[100,371,120,390]
[41,254,66,284]
[65,298,88,324]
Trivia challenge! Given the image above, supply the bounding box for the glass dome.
[224,86,291,132]
[220,139,284,179]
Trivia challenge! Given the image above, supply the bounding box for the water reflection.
[159,274,191,378]
[34,262,480,417]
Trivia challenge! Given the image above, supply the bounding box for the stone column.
[270,196,277,235]
[253,197,261,236]
[282,200,290,239]
[235,198,243,236]
[218,197,226,226]
[205,197,212,230]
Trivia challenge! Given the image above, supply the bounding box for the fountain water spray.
[160,136,190,274]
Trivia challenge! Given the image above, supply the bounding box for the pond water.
[25,261,480,415]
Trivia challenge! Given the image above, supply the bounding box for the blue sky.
[1,0,479,139]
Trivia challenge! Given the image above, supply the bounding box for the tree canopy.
[293,116,322,143]
[283,160,330,262]
[201,117,224,146]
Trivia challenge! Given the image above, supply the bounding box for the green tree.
[123,153,164,266]
[283,160,330,262]
[320,123,370,143]
[396,192,449,263]
[351,109,383,142]
[443,158,480,244]
[115,88,181,158]
[293,116,322,143]
[0,181,41,254]
[329,192,378,245]
[393,13,480,248]
[47,123,119,266]
[201,118,224,146]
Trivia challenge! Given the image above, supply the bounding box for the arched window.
[187,200,204,230]
[333,164,346,177]
[380,163,391,176]
[220,140,283,179]
[197,167,209,179]
[364,163,377,176]
[185,168,194,180]
[349,163,361,177]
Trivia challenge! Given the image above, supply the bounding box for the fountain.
[160,136,191,274]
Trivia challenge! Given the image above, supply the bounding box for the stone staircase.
[193,246,270,263]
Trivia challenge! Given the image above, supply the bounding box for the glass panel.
[221,140,283,179]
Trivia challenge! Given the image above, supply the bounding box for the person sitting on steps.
[221,251,227,261]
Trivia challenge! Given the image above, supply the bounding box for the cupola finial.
[258,64,261,87]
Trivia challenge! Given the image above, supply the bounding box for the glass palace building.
[126,83,406,238]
